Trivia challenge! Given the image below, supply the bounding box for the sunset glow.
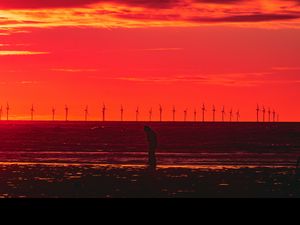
[1,0,300,121]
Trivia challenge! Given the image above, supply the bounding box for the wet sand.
[0,163,299,198]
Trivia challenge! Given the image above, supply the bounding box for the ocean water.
[0,121,299,168]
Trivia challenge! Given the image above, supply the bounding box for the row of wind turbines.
[0,103,280,122]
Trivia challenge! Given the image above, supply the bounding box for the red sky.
[0,0,300,121]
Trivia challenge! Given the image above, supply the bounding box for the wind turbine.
[201,104,206,122]
[136,107,139,122]
[52,107,56,121]
[184,108,188,122]
[272,109,276,122]
[277,113,279,122]
[65,105,69,121]
[236,110,240,122]
[120,105,124,122]
[102,103,106,122]
[6,103,9,121]
[84,105,89,121]
[0,105,2,121]
[194,109,197,122]
[149,108,153,122]
[159,105,163,122]
[262,106,266,122]
[221,106,226,122]
[212,105,216,122]
[256,104,260,122]
[268,108,271,122]
[229,108,233,122]
[30,104,34,121]
[172,106,176,122]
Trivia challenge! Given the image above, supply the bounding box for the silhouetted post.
[268,108,271,122]
[0,105,2,121]
[229,108,233,122]
[222,106,225,122]
[256,104,260,122]
[159,105,163,122]
[212,105,216,122]
[31,104,34,121]
[272,110,276,122]
[84,105,88,121]
[65,105,69,121]
[136,107,139,122]
[184,108,187,122]
[172,106,176,122]
[120,105,124,122]
[149,108,153,122]
[202,104,206,122]
[236,110,240,122]
[102,104,106,122]
[52,107,56,121]
[144,126,157,171]
[262,106,266,122]
[194,109,197,122]
[6,103,9,121]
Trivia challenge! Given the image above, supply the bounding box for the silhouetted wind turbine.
[236,110,240,122]
[272,109,276,122]
[268,108,271,122]
[201,104,206,122]
[159,105,163,122]
[31,104,34,121]
[0,105,2,121]
[221,106,226,122]
[256,104,260,122]
[52,107,56,121]
[65,105,69,121]
[262,106,266,122]
[212,105,216,122]
[277,113,279,122]
[229,108,233,122]
[120,105,124,122]
[194,109,197,122]
[6,103,9,121]
[102,103,106,122]
[84,105,88,121]
[172,106,176,122]
[136,107,139,122]
[149,108,153,122]
[184,108,187,122]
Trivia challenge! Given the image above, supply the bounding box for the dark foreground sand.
[0,163,299,198]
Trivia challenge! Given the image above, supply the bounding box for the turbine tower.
[201,104,206,122]
[102,103,106,122]
[0,105,2,121]
[277,113,279,122]
[149,108,153,122]
[172,106,176,122]
[120,105,124,122]
[268,108,271,122]
[136,107,139,122]
[52,107,56,121]
[159,105,163,122]
[194,109,197,122]
[6,103,9,121]
[65,105,69,121]
[236,110,240,122]
[31,104,34,121]
[184,108,187,122]
[84,105,88,121]
[212,105,216,122]
[221,106,226,122]
[272,110,276,122]
[262,106,266,122]
[256,104,260,122]
[229,108,233,122]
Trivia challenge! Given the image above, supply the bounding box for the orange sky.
[0,0,300,121]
